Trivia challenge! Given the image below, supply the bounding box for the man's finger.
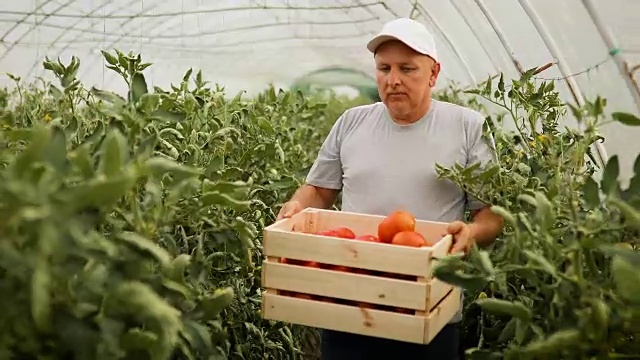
[450,243,463,254]
[280,207,298,220]
[276,206,289,221]
[450,236,468,255]
[447,221,464,234]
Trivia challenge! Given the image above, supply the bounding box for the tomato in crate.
[260,208,462,345]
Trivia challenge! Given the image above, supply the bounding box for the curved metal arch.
[414,2,477,85]
[518,0,586,107]
[473,0,524,76]
[449,0,500,76]
[519,0,608,165]
[24,0,141,80]
[72,0,178,87]
[581,0,640,114]
[0,0,70,63]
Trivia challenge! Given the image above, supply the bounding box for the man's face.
[374,40,440,122]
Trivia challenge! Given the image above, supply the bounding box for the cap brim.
[367,34,400,53]
[367,33,437,61]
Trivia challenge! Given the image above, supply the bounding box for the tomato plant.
[433,69,640,359]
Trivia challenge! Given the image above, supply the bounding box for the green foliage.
[0,50,364,360]
[433,69,640,359]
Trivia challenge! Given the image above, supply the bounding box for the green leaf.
[203,180,249,198]
[144,157,201,179]
[69,145,94,179]
[31,256,52,332]
[118,231,171,266]
[612,112,640,126]
[150,109,187,122]
[233,218,258,250]
[56,313,100,358]
[99,129,128,177]
[161,279,192,299]
[601,155,620,195]
[105,281,182,359]
[611,255,640,304]
[120,328,159,351]
[164,254,191,281]
[64,171,137,210]
[477,164,500,181]
[49,85,63,99]
[200,287,234,320]
[432,258,489,293]
[598,244,640,266]
[159,128,185,141]
[101,50,118,66]
[517,194,537,208]
[534,192,555,229]
[497,318,516,343]
[139,93,161,112]
[200,191,251,212]
[257,116,276,135]
[11,125,49,177]
[490,206,517,227]
[181,319,215,355]
[582,176,600,208]
[475,298,533,322]
[43,125,68,173]
[522,250,557,276]
[205,155,224,176]
[475,250,495,276]
[608,196,640,232]
[90,87,126,107]
[212,127,241,139]
[519,329,581,356]
[130,72,148,104]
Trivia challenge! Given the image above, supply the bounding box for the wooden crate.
[260,207,461,345]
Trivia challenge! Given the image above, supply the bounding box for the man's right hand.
[276,200,304,221]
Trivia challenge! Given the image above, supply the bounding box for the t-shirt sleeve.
[465,112,498,211]
[305,112,346,190]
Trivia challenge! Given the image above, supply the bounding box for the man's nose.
[387,69,401,86]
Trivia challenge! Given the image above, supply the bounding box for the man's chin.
[385,102,410,115]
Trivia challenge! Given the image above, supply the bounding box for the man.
[276,18,503,359]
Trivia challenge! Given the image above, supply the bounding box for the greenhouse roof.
[1,0,639,180]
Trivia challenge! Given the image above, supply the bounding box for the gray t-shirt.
[305,98,497,324]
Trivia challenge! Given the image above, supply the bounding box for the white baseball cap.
[367,18,438,62]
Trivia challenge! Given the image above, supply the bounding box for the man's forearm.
[468,206,504,247]
[289,184,339,210]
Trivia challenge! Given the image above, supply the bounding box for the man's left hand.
[446,220,474,255]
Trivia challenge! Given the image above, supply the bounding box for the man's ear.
[430,62,441,87]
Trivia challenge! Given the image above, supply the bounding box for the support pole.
[473,0,524,75]
[414,3,477,84]
[450,0,500,76]
[518,0,608,165]
[581,0,640,114]
[519,0,584,106]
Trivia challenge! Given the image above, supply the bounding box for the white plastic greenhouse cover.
[1,0,639,182]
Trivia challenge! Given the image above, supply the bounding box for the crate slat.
[262,261,426,309]
[264,231,449,276]
[261,287,461,345]
[262,261,455,311]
